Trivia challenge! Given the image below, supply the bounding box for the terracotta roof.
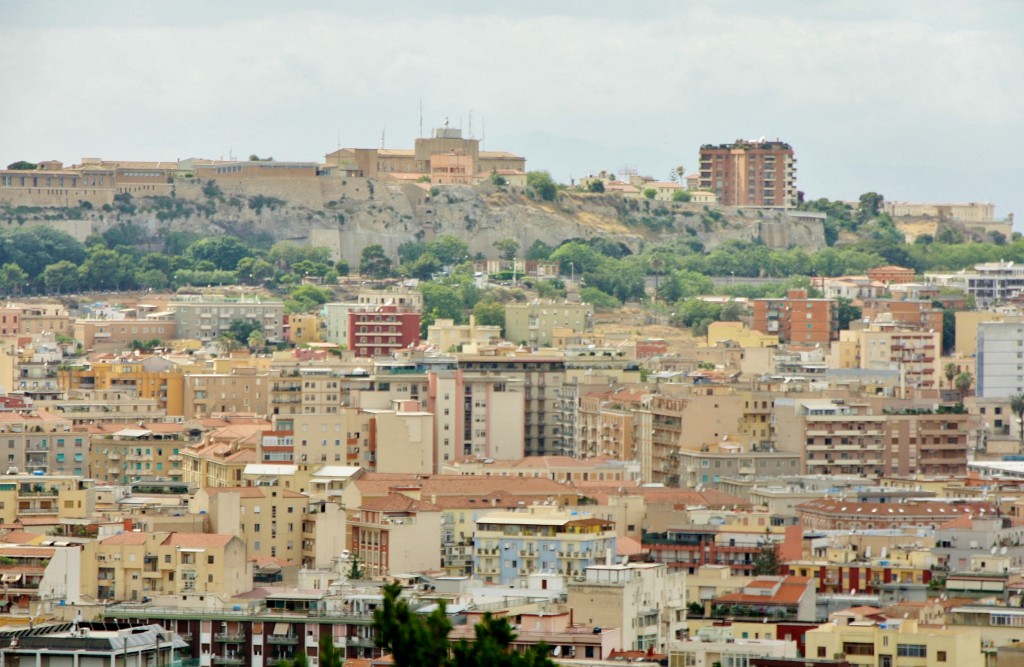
[360,493,441,513]
[716,576,812,606]
[101,532,149,545]
[616,535,646,557]
[0,546,56,557]
[204,486,307,500]
[0,531,44,545]
[162,533,235,548]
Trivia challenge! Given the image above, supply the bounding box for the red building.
[752,289,837,345]
[347,305,420,357]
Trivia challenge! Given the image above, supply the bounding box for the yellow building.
[192,486,311,564]
[287,313,322,345]
[706,321,779,348]
[805,616,983,666]
[59,355,185,416]
[89,423,188,485]
[0,474,95,521]
[85,531,251,602]
[954,310,1018,358]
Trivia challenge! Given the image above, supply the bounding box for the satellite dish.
[1001,546,1008,555]
[850,588,856,596]
[880,547,888,559]
[991,546,998,555]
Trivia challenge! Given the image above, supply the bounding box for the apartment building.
[458,354,567,456]
[89,423,188,485]
[350,493,442,578]
[184,367,270,418]
[805,617,982,666]
[426,316,502,351]
[39,389,165,426]
[0,474,95,522]
[978,320,1024,398]
[5,302,72,336]
[795,499,995,531]
[425,370,525,467]
[567,563,687,652]
[170,295,285,342]
[698,139,797,208]
[0,410,91,476]
[857,327,941,391]
[473,505,616,584]
[74,317,176,351]
[347,305,420,357]
[752,290,837,345]
[504,301,593,347]
[195,486,310,563]
[86,531,251,602]
[59,354,185,415]
[859,298,943,332]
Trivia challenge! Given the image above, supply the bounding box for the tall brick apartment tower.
[698,139,797,208]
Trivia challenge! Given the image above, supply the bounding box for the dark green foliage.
[525,240,553,261]
[185,236,254,271]
[836,297,862,330]
[6,161,37,171]
[526,171,557,201]
[752,531,781,575]
[374,582,555,667]
[359,244,393,278]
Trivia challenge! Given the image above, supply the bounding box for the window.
[937,651,947,662]
[897,645,926,658]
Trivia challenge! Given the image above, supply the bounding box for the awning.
[1,573,22,583]
[272,623,289,636]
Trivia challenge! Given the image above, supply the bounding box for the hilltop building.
[699,139,797,208]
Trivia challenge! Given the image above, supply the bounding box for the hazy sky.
[3,1,1022,221]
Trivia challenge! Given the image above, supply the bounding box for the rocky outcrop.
[10,178,827,263]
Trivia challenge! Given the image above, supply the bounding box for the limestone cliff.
[7,177,827,263]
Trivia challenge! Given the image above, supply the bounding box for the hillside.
[3,178,827,263]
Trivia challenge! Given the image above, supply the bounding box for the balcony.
[215,633,246,643]
[267,635,299,645]
[212,657,244,666]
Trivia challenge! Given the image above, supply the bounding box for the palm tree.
[1010,393,1024,452]
[675,165,686,185]
[215,334,239,357]
[954,371,974,396]
[944,362,958,389]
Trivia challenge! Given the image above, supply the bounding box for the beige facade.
[89,425,188,485]
[351,493,443,578]
[74,317,176,351]
[567,563,687,652]
[805,616,983,666]
[505,301,593,346]
[86,531,251,602]
[170,295,285,342]
[426,316,502,352]
[194,486,310,564]
[184,367,270,419]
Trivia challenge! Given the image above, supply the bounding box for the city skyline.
[2,1,1021,221]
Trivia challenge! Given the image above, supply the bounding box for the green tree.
[1011,393,1024,452]
[79,248,129,290]
[318,633,343,667]
[286,284,331,313]
[493,238,519,261]
[359,244,393,278]
[586,179,605,193]
[227,319,263,346]
[525,240,553,261]
[404,252,442,281]
[0,263,29,295]
[489,169,508,187]
[247,330,266,352]
[526,171,557,201]
[944,362,958,389]
[41,260,80,294]
[752,530,781,575]
[6,161,37,170]
[836,297,862,330]
[672,189,691,202]
[427,235,470,266]
[954,371,974,396]
[472,300,505,334]
[579,287,621,311]
[215,334,241,357]
[858,192,884,221]
[185,236,254,271]
[373,582,451,667]
[347,553,363,580]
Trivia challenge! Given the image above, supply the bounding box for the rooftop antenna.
[481,116,486,147]
[469,109,473,139]
[419,98,424,137]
